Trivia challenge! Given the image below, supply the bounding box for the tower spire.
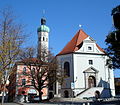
[37,15,50,60]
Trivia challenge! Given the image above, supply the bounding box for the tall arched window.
[64,62,70,77]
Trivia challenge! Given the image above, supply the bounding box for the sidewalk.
[1,103,23,105]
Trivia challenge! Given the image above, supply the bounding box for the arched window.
[43,37,45,41]
[64,62,70,77]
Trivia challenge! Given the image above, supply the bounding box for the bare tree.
[19,47,63,102]
[0,7,26,105]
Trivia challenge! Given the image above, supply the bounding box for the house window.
[22,79,26,85]
[23,67,26,74]
[88,46,92,50]
[64,62,70,77]
[89,60,93,65]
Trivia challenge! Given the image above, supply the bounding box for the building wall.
[73,53,115,97]
[8,64,48,102]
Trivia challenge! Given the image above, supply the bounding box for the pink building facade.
[8,62,48,102]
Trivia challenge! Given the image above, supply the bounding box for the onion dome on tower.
[37,18,50,33]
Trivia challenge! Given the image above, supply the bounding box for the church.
[8,18,115,102]
[56,29,115,98]
[36,18,115,99]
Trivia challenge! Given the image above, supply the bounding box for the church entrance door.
[88,76,96,88]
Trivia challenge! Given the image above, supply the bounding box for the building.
[8,18,50,102]
[56,29,115,98]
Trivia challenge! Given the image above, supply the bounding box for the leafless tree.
[19,47,64,102]
[0,7,26,105]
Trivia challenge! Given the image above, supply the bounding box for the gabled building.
[56,29,115,98]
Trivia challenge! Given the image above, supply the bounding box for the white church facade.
[56,29,115,98]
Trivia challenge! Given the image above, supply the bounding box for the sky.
[0,0,120,77]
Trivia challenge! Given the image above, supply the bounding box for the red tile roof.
[57,29,105,55]
[16,58,45,65]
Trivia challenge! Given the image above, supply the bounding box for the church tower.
[37,18,50,59]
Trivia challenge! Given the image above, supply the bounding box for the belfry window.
[64,62,70,77]
[43,37,45,41]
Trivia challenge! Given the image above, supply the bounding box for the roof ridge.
[73,30,81,52]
